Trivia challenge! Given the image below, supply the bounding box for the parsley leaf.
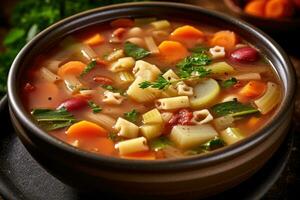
[211,99,259,117]
[150,137,173,151]
[139,75,171,90]
[88,101,102,113]
[124,41,150,60]
[80,60,96,78]
[201,137,225,151]
[221,77,237,88]
[189,46,209,54]
[31,108,76,131]
[123,109,139,123]
[176,53,211,78]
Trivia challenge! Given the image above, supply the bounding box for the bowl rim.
[7,1,296,171]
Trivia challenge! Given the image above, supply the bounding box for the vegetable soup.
[22,18,282,160]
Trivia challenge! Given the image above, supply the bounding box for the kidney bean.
[57,97,88,111]
[93,76,113,85]
[230,47,259,63]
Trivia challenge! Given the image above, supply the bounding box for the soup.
[22,18,281,160]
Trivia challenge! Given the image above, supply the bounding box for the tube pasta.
[106,49,124,61]
[110,57,135,72]
[140,124,162,140]
[127,76,161,103]
[191,109,213,125]
[40,67,61,82]
[254,82,280,114]
[162,69,180,81]
[221,127,244,145]
[170,124,218,149]
[142,108,163,124]
[103,91,125,105]
[114,117,139,138]
[161,85,178,97]
[115,137,149,155]
[156,96,190,110]
[133,60,161,81]
[209,46,226,59]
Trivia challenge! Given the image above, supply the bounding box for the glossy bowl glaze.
[7,2,296,198]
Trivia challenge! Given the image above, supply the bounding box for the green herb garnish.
[211,99,259,117]
[176,53,211,78]
[124,41,150,60]
[31,108,76,131]
[139,75,171,90]
[201,137,225,151]
[221,77,237,88]
[150,137,173,151]
[88,101,102,113]
[80,60,96,78]
[123,109,139,123]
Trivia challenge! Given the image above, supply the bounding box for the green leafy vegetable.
[139,75,171,90]
[31,108,76,131]
[88,101,102,113]
[189,46,209,54]
[211,99,259,117]
[201,137,225,151]
[123,109,139,123]
[124,41,150,60]
[221,77,237,88]
[80,60,96,78]
[150,137,173,151]
[176,53,211,78]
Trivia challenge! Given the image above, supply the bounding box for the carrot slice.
[158,40,188,63]
[67,120,108,139]
[239,81,266,98]
[83,33,105,46]
[170,25,204,41]
[244,0,266,17]
[110,18,134,28]
[210,31,238,50]
[265,0,293,18]
[121,151,156,160]
[57,61,86,78]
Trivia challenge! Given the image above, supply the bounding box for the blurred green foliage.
[0,0,148,97]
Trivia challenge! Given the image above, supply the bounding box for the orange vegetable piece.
[170,25,204,41]
[158,40,188,63]
[265,0,293,18]
[94,138,115,155]
[210,30,238,50]
[244,0,266,17]
[110,18,134,28]
[57,61,86,78]
[121,151,156,160]
[239,81,266,98]
[67,120,108,139]
[83,33,104,46]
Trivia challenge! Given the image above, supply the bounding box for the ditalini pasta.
[23,17,282,160]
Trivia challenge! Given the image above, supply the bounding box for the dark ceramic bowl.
[224,0,300,33]
[7,2,296,198]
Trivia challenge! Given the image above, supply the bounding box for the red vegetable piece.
[230,47,259,63]
[58,97,88,111]
[168,109,194,126]
[93,76,113,85]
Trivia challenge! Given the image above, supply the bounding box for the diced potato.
[151,20,171,30]
[170,124,218,149]
[206,62,235,76]
[220,127,244,145]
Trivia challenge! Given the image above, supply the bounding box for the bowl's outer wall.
[7,2,296,197]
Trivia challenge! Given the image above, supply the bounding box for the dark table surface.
[0,0,299,199]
